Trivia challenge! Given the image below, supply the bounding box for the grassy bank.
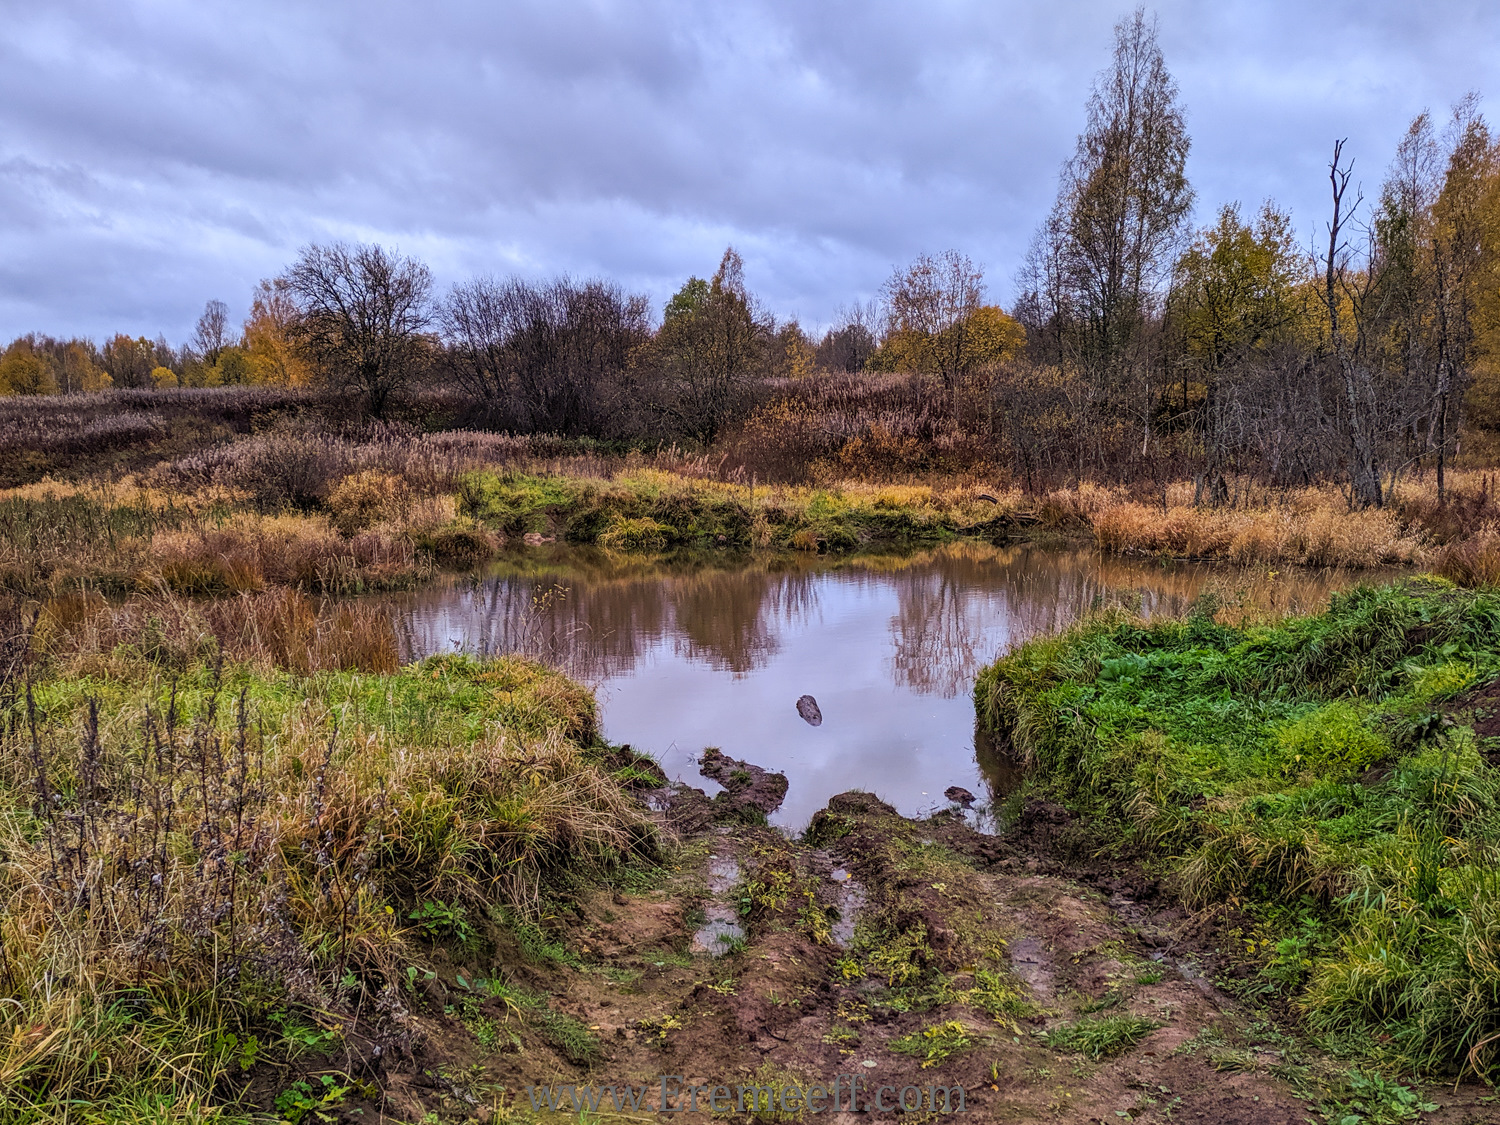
[0,624,659,1122]
[456,469,1024,552]
[12,397,1500,596]
[976,578,1500,1078]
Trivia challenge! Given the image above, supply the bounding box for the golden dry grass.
[150,512,430,594]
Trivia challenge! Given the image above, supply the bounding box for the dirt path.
[366,770,1496,1125]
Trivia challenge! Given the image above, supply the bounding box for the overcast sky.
[1,0,1497,344]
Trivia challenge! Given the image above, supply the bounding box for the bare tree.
[193,299,232,366]
[1016,7,1193,464]
[283,242,433,418]
[441,276,649,434]
[816,302,879,372]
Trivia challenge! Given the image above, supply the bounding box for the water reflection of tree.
[394,558,821,681]
[672,568,818,676]
[394,542,1371,691]
[883,542,1363,698]
[394,575,670,683]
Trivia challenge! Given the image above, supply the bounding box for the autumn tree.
[441,276,649,434]
[1017,7,1193,461]
[243,279,311,385]
[769,321,816,380]
[873,253,1023,385]
[1423,101,1494,496]
[101,335,157,389]
[650,248,769,444]
[53,340,104,393]
[283,242,433,417]
[0,340,57,395]
[1168,201,1306,494]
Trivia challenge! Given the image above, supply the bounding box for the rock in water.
[796,694,823,726]
[944,786,976,807]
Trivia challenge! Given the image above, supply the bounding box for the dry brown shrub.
[206,589,400,673]
[833,423,931,477]
[1036,483,1123,527]
[1089,496,1423,568]
[35,587,399,675]
[326,469,412,533]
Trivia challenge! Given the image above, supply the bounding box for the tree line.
[0,239,1024,447]
[5,6,1500,505]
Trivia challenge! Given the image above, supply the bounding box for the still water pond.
[388,543,1372,828]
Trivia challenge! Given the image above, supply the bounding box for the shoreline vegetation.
[6,8,1500,1121]
[977,578,1500,1082]
[0,391,1498,1118]
[5,398,1500,607]
[0,625,664,1121]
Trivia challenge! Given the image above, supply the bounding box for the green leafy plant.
[268,1011,341,1057]
[1318,1069,1436,1125]
[891,1021,974,1068]
[212,1030,261,1072]
[274,1076,352,1124]
[408,899,476,945]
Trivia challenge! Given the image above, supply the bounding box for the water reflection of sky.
[389,544,1369,829]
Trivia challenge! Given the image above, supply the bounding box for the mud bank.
[362,751,1494,1125]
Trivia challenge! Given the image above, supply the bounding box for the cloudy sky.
[1,0,1497,344]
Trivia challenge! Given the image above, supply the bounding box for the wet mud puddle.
[691,849,746,955]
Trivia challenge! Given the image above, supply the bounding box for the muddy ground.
[312,753,1497,1125]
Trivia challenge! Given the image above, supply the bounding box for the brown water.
[387,543,1377,828]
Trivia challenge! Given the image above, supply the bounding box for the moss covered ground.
[976,578,1500,1079]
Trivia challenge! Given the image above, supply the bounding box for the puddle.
[691,852,747,956]
[1008,934,1054,999]
[692,903,746,955]
[706,854,741,893]
[1169,956,1221,1001]
[829,868,865,948]
[386,543,1368,829]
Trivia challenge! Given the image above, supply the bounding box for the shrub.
[1275,702,1390,774]
[0,650,655,1116]
[327,469,411,533]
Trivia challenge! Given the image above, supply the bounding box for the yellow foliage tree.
[242,278,311,385]
[964,305,1026,366]
[870,306,1023,378]
[1462,132,1500,430]
[150,366,178,389]
[0,348,57,395]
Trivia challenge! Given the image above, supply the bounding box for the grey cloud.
[0,0,1496,341]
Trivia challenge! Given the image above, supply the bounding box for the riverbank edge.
[975,576,1500,1085]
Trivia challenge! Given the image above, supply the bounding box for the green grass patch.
[890,1020,976,1068]
[456,469,996,554]
[1046,1016,1160,1059]
[978,578,1500,1077]
[0,648,649,1119]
